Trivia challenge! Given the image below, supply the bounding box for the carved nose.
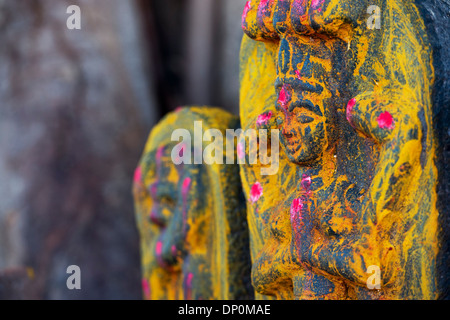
[155,238,180,269]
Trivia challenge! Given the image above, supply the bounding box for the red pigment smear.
[174,143,186,163]
[182,177,192,197]
[133,166,142,184]
[156,241,163,256]
[181,177,192,231]
[150,184,158,199]
[290,198,303,222]
[237,142,245,160]
[242,1,252,26]
[142,279,151,299]
[278,85,289,108]
[250,182,263,203]
[290,197,304,254]
[150,208,167,228]
[256,111,273,126]
[258,0,269,13]
[171,245,177,256]
[156,146,164,167]
[346,98,356,125]
[185,273,194,300]
[149,210,159,226]
[311,0,324,10]
[295,70,302,80]
[377,111,395,130]
[293,0,307,15]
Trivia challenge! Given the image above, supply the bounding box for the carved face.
[243,0,349,164]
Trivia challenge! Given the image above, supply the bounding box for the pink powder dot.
[377,111,395,130]
[301,174,312,189]
[346,98,356,124]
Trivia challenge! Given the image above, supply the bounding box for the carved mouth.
[289,99,323,118]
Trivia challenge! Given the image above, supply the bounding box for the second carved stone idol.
[133,107,253,300]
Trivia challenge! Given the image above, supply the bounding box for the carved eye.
[242,0,280,41]
[276,116,284,126]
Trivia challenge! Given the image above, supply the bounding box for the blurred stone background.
[0,0,246,299]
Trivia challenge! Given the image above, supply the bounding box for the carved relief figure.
[240,0,442,299]
[133,107,253,300]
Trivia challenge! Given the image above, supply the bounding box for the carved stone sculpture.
[133,107,253,300]
[240,0,449,299]
[133,0,449,301]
